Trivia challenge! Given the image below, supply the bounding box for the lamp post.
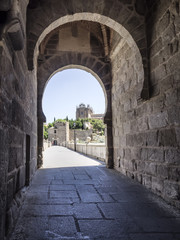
[73,123,76,151]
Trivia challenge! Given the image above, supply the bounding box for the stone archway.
[28,11,148,99]
[37,53,113,168]
[32,12,146,170]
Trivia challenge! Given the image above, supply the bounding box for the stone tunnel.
[0,0,179,239]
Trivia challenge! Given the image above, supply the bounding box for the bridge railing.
[64,142,106,162]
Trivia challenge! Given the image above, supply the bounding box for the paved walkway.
[10,147,180,240]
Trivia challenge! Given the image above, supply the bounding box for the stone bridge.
[0,1,179,239]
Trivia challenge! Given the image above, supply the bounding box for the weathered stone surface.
[135,0,146,15]
[0,0,12,11]
[164,182,180,200]
[158,129,178,147]
[165,149,180,165]
[0,1,180,240]
[7,22,24,51]
[9,148,180,240]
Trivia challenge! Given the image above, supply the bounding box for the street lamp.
[73,122,76,151]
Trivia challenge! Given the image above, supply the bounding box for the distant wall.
[43,140,52,150]
[65,142,106,162]
[69,129,93,142]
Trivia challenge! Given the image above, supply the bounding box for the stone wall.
[0,1,179,240]
[0,0,37,238]
[66,143,106,162]
[48,122,69,146]
[69,129,93,142]
[112,1,180,209]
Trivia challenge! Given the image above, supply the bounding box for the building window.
[81,111,83,115]
[54,130,56,133]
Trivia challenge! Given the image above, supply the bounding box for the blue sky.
[42,69,105,123]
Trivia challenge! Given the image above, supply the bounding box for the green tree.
[89,119,105,133]
[43,125,48,140]
[55,119,66,123]
[48,123,53,128]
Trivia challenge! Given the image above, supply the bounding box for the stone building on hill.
[76,103,104,120]
[48,104,103,145]
[48,122,69,146]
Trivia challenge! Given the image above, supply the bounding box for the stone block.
[169,38,179,56]
[126,134,134,147]
[165,88,178,107]
[145,162,157,176]
[7,178,14,209]
[164,181,180,200]
[165,149,180,165]
[11,99,24,130]
[129,159,135,172]
[152,96,165,114]
[136,133,147,146]
[140,148,148,161]
[162,23,176,46]
[16,167,25,192]
[169,167,180,182]
[124,99,132,112]
[124,148,131,160]
[166,52,180,76]
[154,64,168,82]
[158,128,178,147]
[130,120,138,132]
[135,0,146,15]
[174,14,180,33]
[131,148,141,160]
[152,177,163,194]
[168,106,180,126]
[8,147,17,173]
[136,173,142,183]
[5,209,13,236]
[135,103,147,118]
[146,131,158,146]
[137,117,149,132]
[0,0,12,11]
[143,175,152,189]
[149,83,160,97]
[157,165,169,179]
[16,148,23,168]
[150,54,160,71]
[150,37,162,57]
[127,16,141,32]
[7,21,24,51]
[147,148,164,162]
[0,95,11,125]
[156,10,170,36]
[175,128,180,147]
[159,75,174,93]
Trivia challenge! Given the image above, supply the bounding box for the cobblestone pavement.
[10,147,180,240]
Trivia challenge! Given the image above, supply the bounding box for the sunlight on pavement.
[43,146,103,168]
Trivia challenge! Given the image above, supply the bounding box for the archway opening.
[42,68,106,123]
[42,68,107,165]
[36,15,145,170]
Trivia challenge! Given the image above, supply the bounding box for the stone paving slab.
[9,147,180,240]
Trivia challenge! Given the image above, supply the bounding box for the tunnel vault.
[0,1,180,239]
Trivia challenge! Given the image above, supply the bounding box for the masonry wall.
[66,142,106,162]
[70,129,93,142]
[48,122,69,146]
[0,0,37,238]
[112,1,180,209]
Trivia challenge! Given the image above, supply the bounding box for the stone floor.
[10,147,180,240]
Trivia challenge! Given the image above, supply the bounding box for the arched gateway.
[35,13,146,169]
[0,1,179,239]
